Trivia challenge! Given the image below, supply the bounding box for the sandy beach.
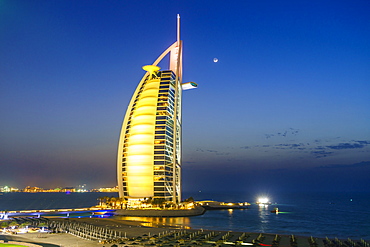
[0,217,180,247]
[1,232,101,247]
[1,217,369,247]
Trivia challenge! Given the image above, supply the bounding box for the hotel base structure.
[116,15,197,204]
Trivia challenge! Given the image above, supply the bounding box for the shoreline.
[1,217,369,247]
[114,206,205,217]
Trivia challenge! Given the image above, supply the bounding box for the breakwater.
[114,206,205,217]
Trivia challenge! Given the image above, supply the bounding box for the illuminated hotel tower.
[117,15,197,203]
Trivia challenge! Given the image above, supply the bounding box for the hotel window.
[154,145,165,149]
[154,187,165,191]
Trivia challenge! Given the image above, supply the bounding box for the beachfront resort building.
[117,15,197,203]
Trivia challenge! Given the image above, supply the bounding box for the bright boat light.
[258,197,269,204]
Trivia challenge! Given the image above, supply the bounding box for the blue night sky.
[1,0,369,195]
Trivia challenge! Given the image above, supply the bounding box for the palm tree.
[9,220,19,229]
[144,197,153,204]
[109,196,117,208]
[116,197,127,209]
[1,221,9,229]
[184,197,194,203]
[122,197,128,209]
[20,221,31,230]
[103,196,110,208]
[37,222,48,232]
[38,222,48,228]
[97,197,105,207]
[152,198,166,208]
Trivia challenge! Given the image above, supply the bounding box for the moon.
[213,58,218,63]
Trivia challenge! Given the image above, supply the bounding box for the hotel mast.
[117,15,197,203]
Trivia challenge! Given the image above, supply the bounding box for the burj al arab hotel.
[117,15,197,203]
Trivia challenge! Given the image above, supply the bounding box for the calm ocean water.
[1,191,369,240]
[180,191,370,240]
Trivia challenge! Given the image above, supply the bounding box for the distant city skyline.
[0,184,118,193]
[1,1,369,194]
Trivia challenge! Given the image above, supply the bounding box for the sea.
[0,191,369,240]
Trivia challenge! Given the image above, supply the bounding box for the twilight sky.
[1,0,369,195]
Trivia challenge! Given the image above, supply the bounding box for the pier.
[1,207,114,218]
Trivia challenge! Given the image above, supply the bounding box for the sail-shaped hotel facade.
[117,15,197,203]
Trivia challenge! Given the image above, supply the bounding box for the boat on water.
[271,207,279,214]
[197,201,250,210]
